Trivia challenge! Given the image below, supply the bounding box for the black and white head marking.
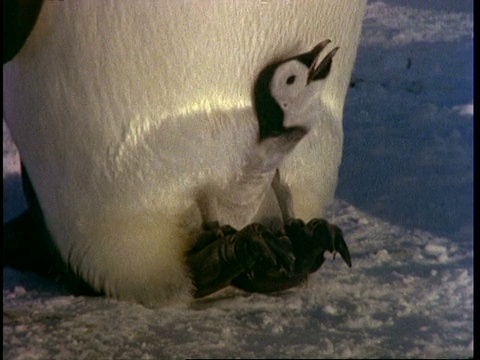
[254,39,339,140]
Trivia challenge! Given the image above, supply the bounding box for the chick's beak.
[306,40,339,83]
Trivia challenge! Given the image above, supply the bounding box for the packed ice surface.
[2,202,474,359]
[3,1,473,358]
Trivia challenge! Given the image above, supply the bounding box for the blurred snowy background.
[337,0,473,244]
[3,1,473,358]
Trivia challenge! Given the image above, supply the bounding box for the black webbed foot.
[187,217,350,298]
[186,222,295,298]
[285,218,351,274]
[231,218,351,294]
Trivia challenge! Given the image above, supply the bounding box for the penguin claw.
[331,226,352,268]
[286,218,352,272]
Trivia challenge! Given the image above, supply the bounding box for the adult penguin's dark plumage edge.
[3,0,44,64]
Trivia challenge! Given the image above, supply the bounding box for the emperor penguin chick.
[187,40,351,298]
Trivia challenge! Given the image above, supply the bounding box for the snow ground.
[3,1,473,359]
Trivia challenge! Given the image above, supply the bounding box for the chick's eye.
[286,75,296,85]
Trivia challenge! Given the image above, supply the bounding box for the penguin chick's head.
[254,39,339,140]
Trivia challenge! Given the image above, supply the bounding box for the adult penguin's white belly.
[3,1,366,306]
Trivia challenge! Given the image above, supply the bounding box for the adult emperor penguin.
[4,1,366,306]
